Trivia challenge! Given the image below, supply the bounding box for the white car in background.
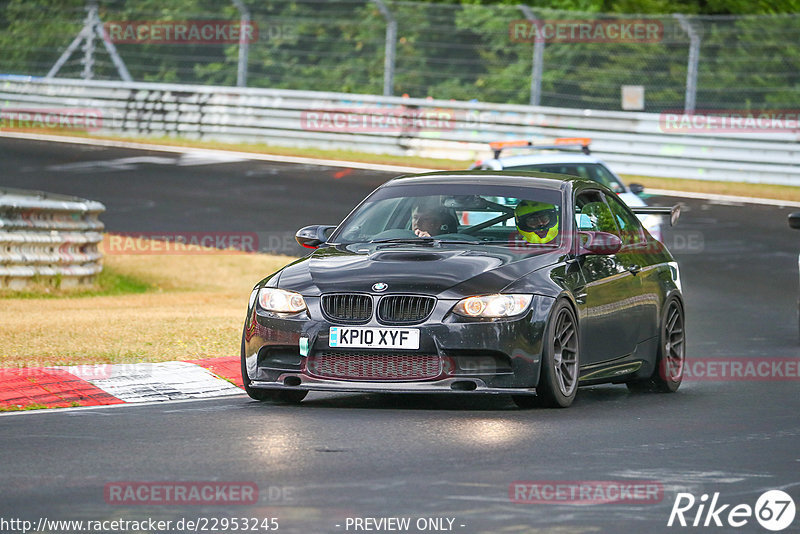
[470,138,663,241]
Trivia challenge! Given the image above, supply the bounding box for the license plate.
[329,327,420,350]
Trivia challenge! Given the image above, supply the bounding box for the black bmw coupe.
[241,171,685,408]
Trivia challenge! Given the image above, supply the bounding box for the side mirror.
[578,231,623,255]
[789,212,800,230]
[629,183,645,195]
[295,225,336,249]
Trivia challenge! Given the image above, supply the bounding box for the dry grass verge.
[623,175,800,202]
[0,240,294,368]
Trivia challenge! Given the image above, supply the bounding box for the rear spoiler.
[631,205,682,226]
[489,137,591,159]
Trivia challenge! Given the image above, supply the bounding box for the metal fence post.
[519,5,544,107]
[232,0,250,87]
[47,0,131,81]
[81,2,97,80]
[373,0,397,97]
[675,14,700,114]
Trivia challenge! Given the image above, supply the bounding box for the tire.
[514,300,580,408]
[627,297,685,393]
[241,327,308,404]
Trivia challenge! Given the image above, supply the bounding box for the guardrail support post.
[232,0,250,87]
[519,5,544,107]
[46,0,131,82]
[373,0,397,97]
[675,14,700,114]
[81,2,97,80]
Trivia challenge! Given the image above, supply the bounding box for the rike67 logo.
[668,490,796,531]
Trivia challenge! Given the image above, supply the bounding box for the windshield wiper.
[433,240,491,245]
[370,237,436,245]
[370,237,497,248]
[443,240,559,248]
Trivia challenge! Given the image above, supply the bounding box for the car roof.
[386,170,584,191]
[493,153,604,167]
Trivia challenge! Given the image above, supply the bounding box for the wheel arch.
[552,290,581,336]
[662,289,686,323]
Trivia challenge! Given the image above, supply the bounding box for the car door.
[602,191,661,343]
[574,190,641,363]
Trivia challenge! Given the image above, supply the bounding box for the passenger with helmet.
[515,200,559,244]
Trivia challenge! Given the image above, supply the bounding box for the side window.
[340,197,404,240]
[604,193,645,245]
[575,191,618,234]
[587,165,625,193]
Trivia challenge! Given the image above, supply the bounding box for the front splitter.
[250,374,536,395]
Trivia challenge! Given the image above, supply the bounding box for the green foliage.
[0,0,797,111]
[418,0,800,15]
[1,266,151,299]
[0,0,84,76]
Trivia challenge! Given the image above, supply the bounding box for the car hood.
[272,244,562,298]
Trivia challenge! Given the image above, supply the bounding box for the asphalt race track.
[1,137,799,534]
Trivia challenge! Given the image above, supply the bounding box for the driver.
[411,204,458,238]
[515,200,559,244]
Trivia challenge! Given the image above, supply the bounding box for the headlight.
[453,294,533,318]
[257,288,307,313]
[248,288,258,309]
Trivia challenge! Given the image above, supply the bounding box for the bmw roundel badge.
[372,282,388,292]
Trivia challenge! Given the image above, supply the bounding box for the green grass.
[0,246,295,367]
[219,376,237,386]
[623,175,800,202]
[0,402,80,412]
[0,266,152,299]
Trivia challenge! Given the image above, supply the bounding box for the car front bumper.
[243,295,555,395]
[249,375,537,395]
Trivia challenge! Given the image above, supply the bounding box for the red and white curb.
[0,357,243,411]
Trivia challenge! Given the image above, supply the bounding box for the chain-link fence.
[1,0,799,113]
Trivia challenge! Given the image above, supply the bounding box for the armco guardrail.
[0,188,104,289]
[1,76,798,185]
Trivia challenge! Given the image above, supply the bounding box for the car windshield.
[331,183,563,247]
[503,163,625,194]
